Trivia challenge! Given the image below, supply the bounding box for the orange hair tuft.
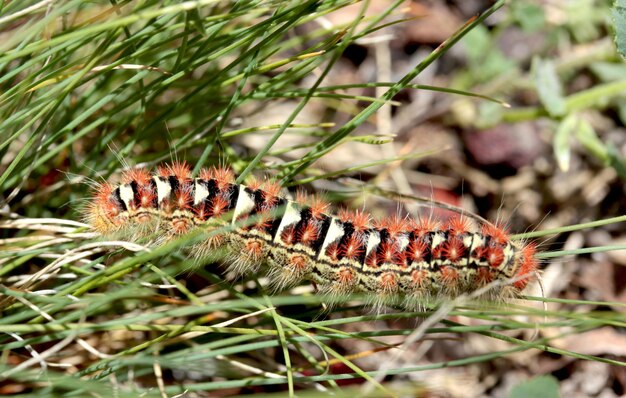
[209,196,230,217]
[156,164,170,178]
[122,168,151,185]
[157,161,191,181]
[308,195,330,219]
[340,235,363,260]
[446,215,471,235]
[379,272,397,291]
[245,176,263,191]
[377,241,400,265]
[406,239,428,263]
[244,239,265,258]
[288,254,308,271]
[175,189,193,211]
[376,214,409,237]
[262,180,282,198]
[281,226,297,245]
[513,243,538,290]
[93,183,115,206]
[325,242,341,261]
[294,189,308,205]
[475,267,494,285]
[481,222,510,245]
[337,208,371,231]
[411,269,427,288]
[440,266,459,285]
[297,222,320,244]
[337,267,354,285]
[410,216,440,236]
[486,246,504,269]
[138,185,156,208]
[198,168,212,181]
[200,167,235,190]
[441,237,466,262]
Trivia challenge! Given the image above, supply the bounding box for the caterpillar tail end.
[512,243,538,291]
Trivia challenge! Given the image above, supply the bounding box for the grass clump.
[1,1,625,397]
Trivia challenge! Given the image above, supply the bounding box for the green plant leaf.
[511,2,545,32]
[612,0,626,59]
[572,116,609,163]
[589,62,626,82]
[463,25,515,83]
[532,57,566,117]
[606,144,626,179]
[476,101,504,128]
[554,114,577,171]
[510,375,560,398]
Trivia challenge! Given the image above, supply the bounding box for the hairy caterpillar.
[86,162,538,308]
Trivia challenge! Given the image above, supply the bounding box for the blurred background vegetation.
[1,0,626,396]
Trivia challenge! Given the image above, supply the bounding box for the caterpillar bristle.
[317,266,359,303]
[244,175,263,191]
[160,160,192,181]
[446,215,472,235]
[122,168,151,185]
[513,243,538,290]
[481,222,510,245]
[266,254,310,292]
[198,166,235,189]
[337,208,370,231]
[411,216,440,236]
[305,194,330,219]
[85,163,539,310]
[374,214,410,236]
[294,189,309,205]
[226,235,268,277]
[86,183,120,234]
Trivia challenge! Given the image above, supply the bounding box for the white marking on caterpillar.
[119,184,134,210]
[365,231,381,259]
[318,218,344,260]
[232,185,255,223]
[154,176,171,204]
[193,180,210,205]
[274,201,301,244]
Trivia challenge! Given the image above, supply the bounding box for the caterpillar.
[86,162,538,309]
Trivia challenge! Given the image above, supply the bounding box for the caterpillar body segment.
[86,163,537,308]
